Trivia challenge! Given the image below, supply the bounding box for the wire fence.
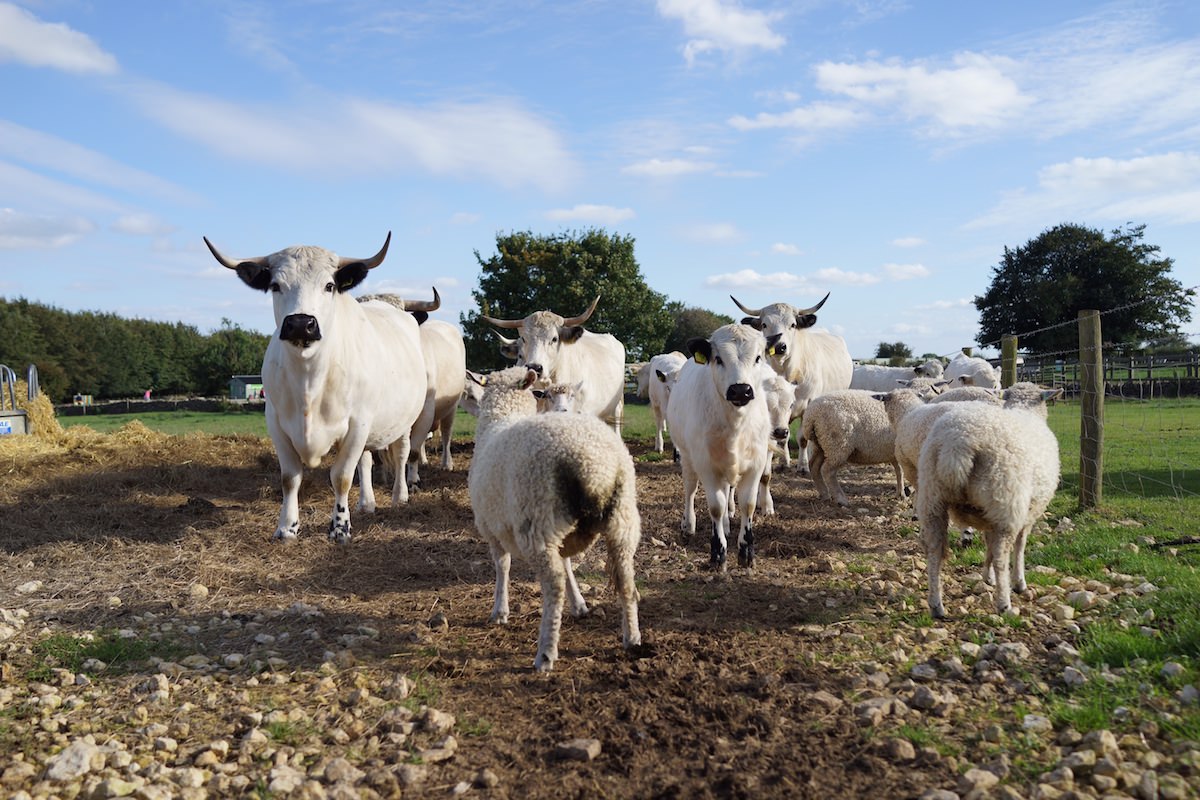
[973,297,1200,508]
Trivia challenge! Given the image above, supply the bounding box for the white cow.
[358,290,467,485]
[731,293,853,474]
[647,351,688,453]
[849,359,945,392]
[482,296,626,432]
[666,324,771,571]
[205,233,427,543]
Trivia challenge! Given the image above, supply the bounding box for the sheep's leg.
[1012,524,1031,594]
[679,457,699,537]
[356,451,377,514]
[809,444,828,499]
[991,532,1015,614]
[892,461,908,499]
[489,544,511,624]
[563,557,589,618]
[604,519,642,649]
[534,549,567,672]
[980,529,997,584]
[735,471,759,568]
[386,434,412,506]
[272,438,304,542]
[823,458,850,508]
[707,485,730,570]
[919,504,950,619]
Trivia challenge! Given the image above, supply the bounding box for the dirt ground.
[2,423,1077,798]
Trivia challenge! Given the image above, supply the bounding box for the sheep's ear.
[466,370,487,387]
[741,316,763,330]
[1042,388,1063,402]
[897,379,912,387]
[655,369,667,382]
[560,325,585,344]
[687,337,712,365]
[871,392,888,402]
[531,389,546,399]
[521,369,538,389]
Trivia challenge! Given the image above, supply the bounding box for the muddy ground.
[0,424,1168,799]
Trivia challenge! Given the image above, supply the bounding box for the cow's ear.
[237,262,272,292]
[410,311,429,325]
[741,316,763,330]
[499,341,520,361]
[334,262,370,292]
[655,369,667,382]
[796,313,818,329]
[560,325,585,344]
[687,337,712,365]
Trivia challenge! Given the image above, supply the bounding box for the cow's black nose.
[772,427,789,440]
[526,363,544,376]
[726,383,754,406]
[280,314,321,345]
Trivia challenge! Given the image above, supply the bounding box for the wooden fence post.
[1079,310,1104,508]
[1000,335,1018,388]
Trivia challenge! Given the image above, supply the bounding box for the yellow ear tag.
[480,376,488,386]
[693,352,708,365]
[767,344,777,356]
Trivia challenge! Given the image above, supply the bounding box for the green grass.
[29,630,181,680]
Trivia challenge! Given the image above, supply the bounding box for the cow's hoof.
[737,544,754,568]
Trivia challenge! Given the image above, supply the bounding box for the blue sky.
[2,0,1198,361]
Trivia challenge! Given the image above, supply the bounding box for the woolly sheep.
[849,359,945,392]
[467,366,641,671]
[943,352,1000,389]
[533,380,585,413]
[801,380,941,508]
[915,382,1063,617]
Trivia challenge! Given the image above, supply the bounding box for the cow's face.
[687,324,767,408]
[516,311,585,378]
[741,302,819,363]
[205,234,389,356]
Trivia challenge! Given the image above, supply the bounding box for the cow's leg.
[679,456,699,537]
[706,484,730,570]
[273,441,304,542]
[736,469,760,568]
[757,456,775,516]
[328,439,367,544]
[438,412,455,470]
[534,546,567,672]
[387,434,413,505]
[563,556,589,618]
[406,388,438,492]
[489,541,511,624]
[653,405,666,453]
[356,451,377,514]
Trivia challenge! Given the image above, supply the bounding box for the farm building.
[229,375,264,400]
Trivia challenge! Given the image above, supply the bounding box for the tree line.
[3,222,1193,404]
[0,298,269,403]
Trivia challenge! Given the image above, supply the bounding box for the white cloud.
[705,266,879,289]
[111,214,175,237]
[0,208,95,249]
[812,266,881,286]
[916,298,974,311]
[450,212,480,225]
[0,3,118,74]
[0,121,198,205]
[728,102,865,133]
[545,204,635,225]
[0,161,127,214]
[892,236,925,247]
[770,243,801,256]
[815,53,1031,132]
[882,262,930,280]
[656,0,785,65]
[682,222,741,243]
[621,158,716,177]
[126,82,579,192]
[969,151,1200,228]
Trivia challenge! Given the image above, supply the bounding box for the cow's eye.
[714,356,724,367]
[325,281,336,293]
[755,355,762,363]
[269,281,281,293]
[551,336,558,344]
[790,321,798,328]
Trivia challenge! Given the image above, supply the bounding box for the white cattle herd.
[211,233,1062,670]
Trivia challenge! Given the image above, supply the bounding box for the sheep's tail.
[930,435,976,499]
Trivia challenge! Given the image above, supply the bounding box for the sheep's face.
[687,324,767,409]
[760,372,797,441]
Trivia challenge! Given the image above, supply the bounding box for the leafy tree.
[662,302,734,354]
[975,223,1194,353]
[460,229,673,370]
[875,341,913,365]
[195,319,271,395]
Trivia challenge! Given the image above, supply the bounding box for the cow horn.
[561,295,600,327]
[204,237,267,270]
[797,292,830,316]
[490,330,517,345]
[480,310,525,329]
[730,295,762,317]
[336,231,391,269]
[404,287,441,312]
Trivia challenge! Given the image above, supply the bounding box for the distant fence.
[1017,352,1200,399]
[55,397,266,417]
